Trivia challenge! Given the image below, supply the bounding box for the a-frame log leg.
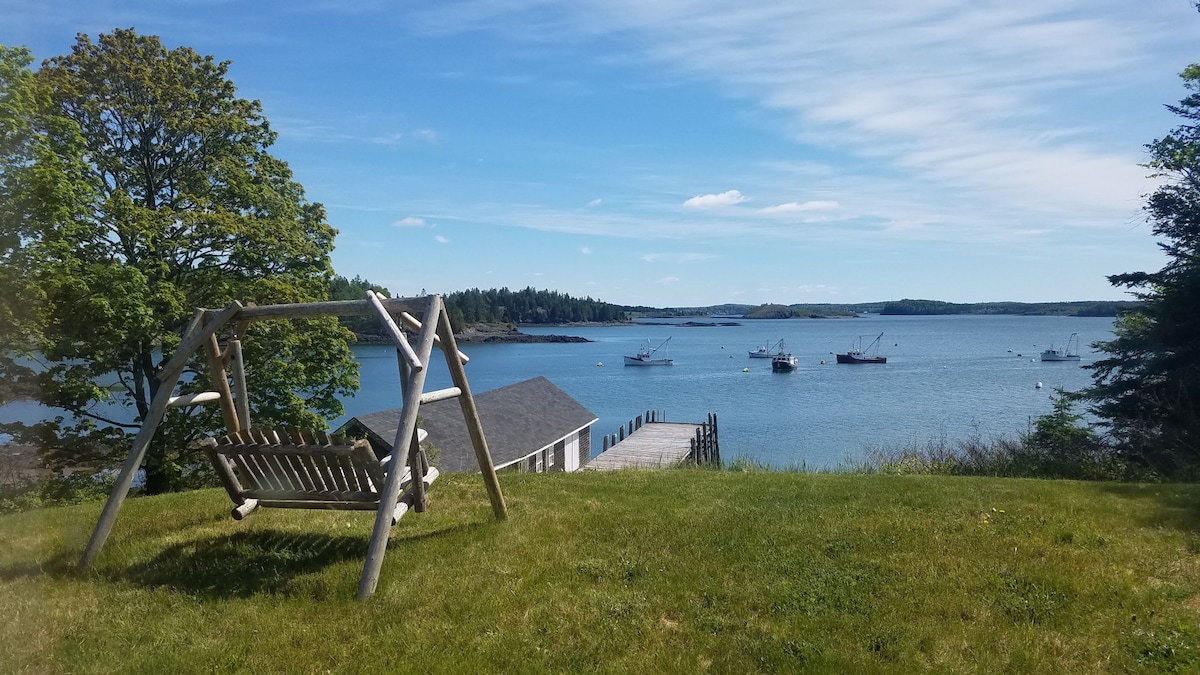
[79,302,242,567]
[357,296,441,600]
[436,304,508,521]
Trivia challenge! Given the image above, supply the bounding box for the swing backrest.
[200,427,398,510]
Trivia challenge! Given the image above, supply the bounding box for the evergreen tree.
[1083,63,1200,478]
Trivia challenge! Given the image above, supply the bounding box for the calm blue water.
[339,314,1112,468]
[1,315,1113,469]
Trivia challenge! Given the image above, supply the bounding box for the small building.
[335,376,597,473]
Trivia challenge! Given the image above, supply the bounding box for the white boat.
[749,338,782,358]
[771,341,798,372]
[1040,333,1081,362]
[624,337,673,366]
[748,344,773,358]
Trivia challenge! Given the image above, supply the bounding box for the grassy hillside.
[2,471,1198,673]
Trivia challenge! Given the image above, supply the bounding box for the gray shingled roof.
[337,376,597,473]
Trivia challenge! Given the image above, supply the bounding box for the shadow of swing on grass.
[114,519,493,599]
[120,529,367,598]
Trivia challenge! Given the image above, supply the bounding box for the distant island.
[875,299,1141,317]
[626,299,1141,319]
[333,277,1140,341]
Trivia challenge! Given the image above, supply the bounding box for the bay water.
[1,315,1114,470]
[342,314,1112,469]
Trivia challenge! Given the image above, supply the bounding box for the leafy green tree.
[0,46,45,405]
[0,30,358,492]
[1083,64,1200,478]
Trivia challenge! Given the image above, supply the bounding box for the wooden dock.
[586,422,702,470]
[586,412,719,470]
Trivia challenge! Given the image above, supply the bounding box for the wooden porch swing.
[78,292,507,600]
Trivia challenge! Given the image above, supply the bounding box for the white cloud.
[435,235,451,244]
[759,201,840,215]
[581,246,593,254]
[395,216,427,227]
[658,276,680,285]
[683,190,747,209]
[587,198,603,208]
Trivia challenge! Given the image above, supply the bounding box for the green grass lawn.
[2,471,1198,673]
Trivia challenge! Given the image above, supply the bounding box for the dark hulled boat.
[836,333,887,364]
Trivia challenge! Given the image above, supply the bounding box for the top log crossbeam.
[220,297,427,320]
[158,296,467,383]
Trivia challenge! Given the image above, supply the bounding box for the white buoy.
[596,362,603,367]
[742,367,749,372]
[1035,381,1043,389]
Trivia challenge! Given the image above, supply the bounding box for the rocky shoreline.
[453,324,591,344]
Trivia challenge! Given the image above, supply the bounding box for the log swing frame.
[78,292,507,600]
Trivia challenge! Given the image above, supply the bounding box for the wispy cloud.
[587,198,603,208]
[374,128,439,147]
[435,235,451,244]
[581,246,592,254]
[406,0,1177,235]
[683,190,747,209]
[759,201,840,215]
[641,252,716,263]
[658,276,680,285]
[395,216,427,227]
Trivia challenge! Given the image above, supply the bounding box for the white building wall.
[564,434,581,471]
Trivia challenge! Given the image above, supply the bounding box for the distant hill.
[333,277,1141,324]
[877,299,1141,317]
[622,299,1139,318]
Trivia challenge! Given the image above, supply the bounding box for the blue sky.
[4,1,1199,307]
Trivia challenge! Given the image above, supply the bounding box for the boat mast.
[866,332,883,354]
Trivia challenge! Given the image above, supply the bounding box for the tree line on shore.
[329,276,628,338]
